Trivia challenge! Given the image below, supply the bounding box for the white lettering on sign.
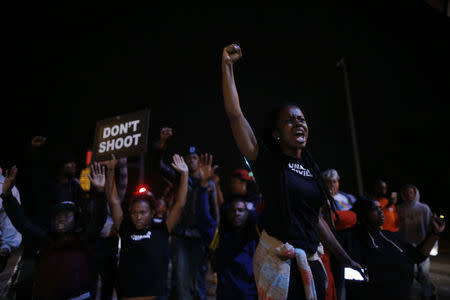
[102,120,141,139]
[124,136,133,148]
[111,125,119,136]
[103,127,111,139]
[130,120,140,131]
[98,119,144,154]
[132,133,141,145]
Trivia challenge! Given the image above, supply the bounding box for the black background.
[4,3,450,225]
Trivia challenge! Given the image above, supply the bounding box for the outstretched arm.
[85,162,108,240]
[213,173,225,207]
[166,155,189,232]
[317,213,368,281]
[104,156,123,231]
[195,154,219,244]
[222,44,259,161]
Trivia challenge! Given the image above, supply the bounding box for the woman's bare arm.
[222,44,259,161]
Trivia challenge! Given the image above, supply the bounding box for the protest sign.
[92,109,150,161]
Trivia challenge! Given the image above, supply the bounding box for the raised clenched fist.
[222,44,242,66]
[160,127,173,142]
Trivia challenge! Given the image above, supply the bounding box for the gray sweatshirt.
[397,186,432,245]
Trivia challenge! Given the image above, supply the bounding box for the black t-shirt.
[117,216,169,297]
[252,146,325,253]
[340,225,427,300]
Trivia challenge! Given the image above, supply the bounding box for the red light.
[138,187,147,194]
[85,150,92,166]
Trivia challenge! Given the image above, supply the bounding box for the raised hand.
[171,154,188,175]
[88,162,106,192]
[432,213,446,234]
[199,154,218,187]
[31,136,46,147]
[2,166,18,196]
[222,44,242,66]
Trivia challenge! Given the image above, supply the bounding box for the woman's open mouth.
[294,130,306,142]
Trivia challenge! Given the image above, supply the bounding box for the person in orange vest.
[372,179,399,232]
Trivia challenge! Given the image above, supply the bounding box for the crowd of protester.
[0,43,446,300]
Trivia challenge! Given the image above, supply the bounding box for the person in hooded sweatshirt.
[397,184,436,300]
[340,196,445,300]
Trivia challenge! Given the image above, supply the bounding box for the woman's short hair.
[128,191,156,211]
[322,169,340,182]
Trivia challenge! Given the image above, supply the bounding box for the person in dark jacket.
[1,165,107,300]
[150,127,218,300]
[339,197,445,300]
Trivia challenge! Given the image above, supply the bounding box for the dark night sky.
[4,3,450,218]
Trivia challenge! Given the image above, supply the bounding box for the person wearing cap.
[151,127,218,300]
[0,165,107,300]
[195,155,261,300]
[105,154,189,299]
[229,168,262,212]
[7,137,102,299]
[20,136,85,232]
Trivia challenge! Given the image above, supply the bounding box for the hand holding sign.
[160,127,173,142]
[156,127,173,150]
[31,136,46,147]
[103,154,119,171]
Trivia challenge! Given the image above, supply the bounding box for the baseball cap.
[231,169,251,181]
[183,145,200,156]
[52,201,78,215]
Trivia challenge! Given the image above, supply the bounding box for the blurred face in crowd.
[366,201,385,228]
[228,201,248,228]
[403,187,416,203]
[130,200,152,230]
[230,177,247,196]
[326,178,340,196]
[184,154,200,173]
[374,181,387,198]
[155,198,167,218]
[63,161,77,179]
[273,105,309,152]
[55,209,76,233]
